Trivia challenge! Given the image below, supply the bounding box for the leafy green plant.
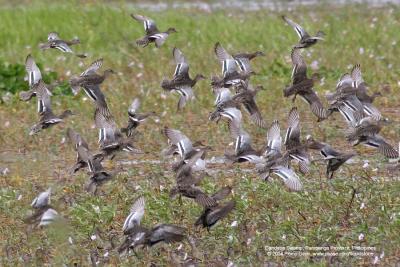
[0,60,72,99]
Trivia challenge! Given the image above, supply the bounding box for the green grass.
[1,1,400,266]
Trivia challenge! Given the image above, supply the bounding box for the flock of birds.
[18,13,399,258]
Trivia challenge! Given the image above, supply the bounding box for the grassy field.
[1,1,400,266]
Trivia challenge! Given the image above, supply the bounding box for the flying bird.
[161,48,205,110]
[282,16,325,49]
[121,98,156,137]
[29,80,72,135]
[131,14,177,48]
[39,32,86,58]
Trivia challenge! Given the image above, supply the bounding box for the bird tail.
[75,53,87,58]
[136,38,149,47]
[19,90,35,101]
[316,31,325,38]
[70,38,80,45]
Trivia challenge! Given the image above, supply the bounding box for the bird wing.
[351,64,363,88]
[291,48,307,83]
[301,91,327,120]
[67,128,89,150]
[235,57,251,73]
[267,120,282,152]
[284,107,301,148]
[214,88,233,106]
[172,47,190,80]
[163,127,193,158]
[233,92,266,128]
[214,42,238,77]
[25,54,42,87]
[149,224,186,244]
[81,58,103,76]
[31,188,51,209]
[336,73,354,90]
[211,186,232,202]
[271,166,303,191]
[176,86,194,110]
[206,201,235,226]
[150,33,169,48]
[227,119,252,154]
[282,16,310,39]
[128,98,141,115]
[362,103,382,121]
[35,80,53,115]
[122,196,146,233]
[94,104,119,145]
[131,14,159,35]
[53,41,73,53]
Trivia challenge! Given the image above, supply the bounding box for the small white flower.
[92,205,100,214]
[282,234,286,240]
[228,235,233,242]
[60,137,66,144]
[373,255,379,264]
[17,194,22,201]
[360,202,365,209]
[68,236,73,244]
[91,235,97,241]
[358,233,364,241]
[103,251,109,257]
[65,70,71,76]
[310,60,319,70]
[230,221,238,227]
[363,161,369,168]
[177,244,183,250]
[246,238,252,245]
